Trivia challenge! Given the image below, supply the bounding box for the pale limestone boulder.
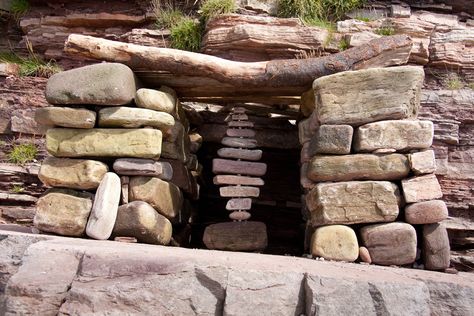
[38,157,108,190]
[311,66,424,126]
[45,63,136,105]
[112,201,172,245]
[129,176,183,221]
[35,107,96,129]
[306,181,400,226]
[405,200,448,224]
[308,125,353,155]
[409,149,436,175]
[361,222,417,266]
[135,88,176,114]
[307,154,409,182]
[46,128,162,159]
[310,225,359,262]
[203,221,267,251]
[113,158,173,180]
[34,188,93,236]
[401,174,443,203]
[354,120,434,152]
[86,172,121,240]
[98,107,175,131]
[423,223,450,271]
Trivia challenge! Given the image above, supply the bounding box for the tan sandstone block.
[135,88,176,114]
[203,221,267,251]
[35,107,96,129]
[310,225,359,262]
[98,107,175,131]
[401,174,443,203]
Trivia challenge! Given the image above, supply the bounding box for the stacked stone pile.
[299,66,451,271]
[33,62,200,246]
[203,107,268,252]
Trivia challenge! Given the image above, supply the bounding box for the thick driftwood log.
[64,34,412,99]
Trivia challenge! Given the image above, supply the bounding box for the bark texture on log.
[64,34,412,98]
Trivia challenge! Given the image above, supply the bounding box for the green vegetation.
[374,25,395,36]
[10,0,29,20]
[200,0,236,23]
[295,49,323,59]
[445,77,463,90]
[338,38,349,51]
[170,17,202,52]
[11,185,25,194]
[355,16,371,22]
[468,82,474,90]
[8,143,38,165]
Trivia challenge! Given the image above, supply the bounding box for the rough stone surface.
[35,107,96,129]
[226,128,256,138]
[86,172,121,240]
[129,176,183,221]
[361,222,417,266]
[220,186,260,198]
[214,175,264,186]
[354,120,434,152]
[409,149,436,175]
[45,63,136,105]
[34,189,93,237]
[113,158,173,180]
[98,107,175,131]
[306,181,400,226]
[217,148,262,161]
[212,158,267,176]
[135,88,176,114]
[307,154,409,182]
[402,174,443,203]
[405,200,448,224]
[226,198,252,211]
[112,201,172,245]
[38,157,108,190]
[308,125,353,155]
[221,137,258,149]
[311,66,424,126]
[228,121,254,128]
[203,221,267,251]
[46,128,162,159]
[229,211,251,221]
[310,225,359,262]
[423,223,450,271]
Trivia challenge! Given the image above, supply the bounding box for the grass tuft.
[374,24,395,36]
[200,0,236,23]
[152,0,185,29]
[11,185,25,194]
[467,82,474,90]
[10,0,29,20]
[8,143,37,165]
[338,38,349,51]
[170,17,202,52]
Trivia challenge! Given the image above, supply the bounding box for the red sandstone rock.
[213,175,264,186]
[401,174,443,203]
[226,198,252,211]
[229,211,251,221]
[423,223,450,271]
[228,121,254,128]
[212,158,267,176]
[219,186,260,198]
[359,246,372,264]
[221,137,258,149]
[226,128,256,138]
[405,200,448,224]
[217,148,262,161]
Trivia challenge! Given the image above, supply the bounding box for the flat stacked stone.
[204,107,267,252]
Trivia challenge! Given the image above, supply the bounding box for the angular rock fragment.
[310,225,359,262]
[408,150,436,175]
[46,128,162,159]
[46,63,136,105]
[98,107,175,131]
[401,174,443,203]
[361,222,417,266]
[214,175,264,186]
[86,172,121,240]
[212,158,267,176]
[217,148,262,161]
[113,158,172,180]
[405,200,448,224]
[423,223,450,270]
[220,186,260,198]
[308,125,353,155]
[307,154,409,182]
[203,221,267,251]
[226,198,252,211]
[34,189,93,237]
[135,88,176,114]
[354,120,434,152]
[38,157,108,190]
[221,137,258,148]
[112,201,172,245]
[35,107,96,129]
[306,181,400,226]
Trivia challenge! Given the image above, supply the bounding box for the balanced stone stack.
[299,66,450,271]
[33,62,199,246]
[203,107,268,252]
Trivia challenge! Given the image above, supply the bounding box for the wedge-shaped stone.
[98,107,175,131]
[354,120,434,152]
[311,66,424,126]
[203,221,267,251]
[135,88,176,114]
[112,201,172,245]
[113,158,172,180]
[361,222,417,266]
[214,175,264,186]
[423,223,450,271]
[405,200,448,224]
[226,129,256,138]
[229,211,251,221]
[35,107,96,129]
[46,128,162,159]
[401,174,443,203]
[212,158,267,176]
[46,63,136,105]
[409,150,436,175]
[221,137,258,149]
[217,148,262,161]
[306,181,400,226]
[220,186,260,198]
[34,188,93,237]
[307,154,409,182]
[311,225,359,262]
[228,121,254,128]
[308,125,353,155]
[129,176,183,221]
[232,114,248,121]
[226,198,252,211]
[86,172,121,240]
[39,157,108,190]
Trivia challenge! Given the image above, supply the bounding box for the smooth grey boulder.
[45,63,137,105]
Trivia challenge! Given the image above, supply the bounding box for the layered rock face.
[32,63,200,246]
[300,66,450,270]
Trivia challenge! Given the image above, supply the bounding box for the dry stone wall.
[300,66,451,271]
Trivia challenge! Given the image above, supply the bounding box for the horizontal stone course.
[308,125,353,155]
[401,174,443,203]
[113,158,172,180]
[212,158,267,176]
[35,107,96,129]
[98,107,175,130]
[217,148,262,161]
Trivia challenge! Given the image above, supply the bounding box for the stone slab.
[405,200,448,224]
[213,175,264,186]
[113,158,173,180]
[220,186,260,198]
[221,137,258,149]
[135,88,176,114]
[98,107,175,131]
[423,223,450,271]
[46,128,162,159]
[228,121,254,128]
[306,181,400,226]
[307,154,409,182]
[212,158,267,176]
[35,107,96,129]
[409,150,436,175]
[308,125,353,155]
[310,225,359,262]
[401,174,443,203]
[232,114,248,121]
[226,128,256,138]
[45,63,136,105]
[229,211,251,221]
[217,148,262,161]
[203,221,267,251]
[226,198,252,211]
